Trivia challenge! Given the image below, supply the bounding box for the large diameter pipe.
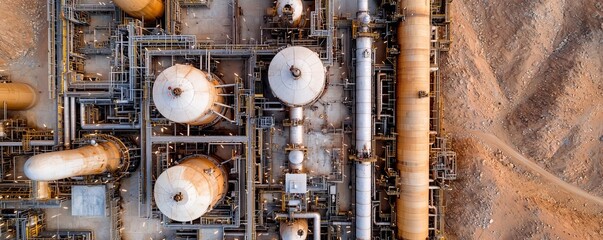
[276,212,321,240]
[154,156,228,222]
[113,0,164,21]
[63,96,70,148]
[396,0,431,239]
[355,0,372,239]
[32,181,51,200]
[0,82,37,110]
[24,142,121,181]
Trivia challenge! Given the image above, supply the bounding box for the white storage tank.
[276,0,304,26]
[153,155,228,222]
[153,64,226,126]
[268,46,326,107]
[280,219,309,240]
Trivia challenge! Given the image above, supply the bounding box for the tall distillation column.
[153,155,228,222]
[267,46,326,171]
[396,0,431,239]
[268,46,326,240]
[355,0,373,239]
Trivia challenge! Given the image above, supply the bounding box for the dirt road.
[472,131,603,206]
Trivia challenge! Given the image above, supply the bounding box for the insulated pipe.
[24,142,121,181]
[396,0,431,239]
[355,0,373,239]
[32,181,51,200]
[63,96,70,148]
[0,82,37,110]
[154,156,228,222]
[276,212,321,240]
[70,97,76,141]
[288,107,304,171]
[113,0,164,21]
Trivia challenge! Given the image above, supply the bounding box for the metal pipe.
[63,96,70,148]
[396,0,431,239]
[70,97,76,140]
[0,82,37,110]
[24,142,121,181]
[355,0,373,238]
[376,73,386,120]
[276,212,321,240]
[289,107,304,171]
[0,140,55,147]
[32,181,51,200]
[79,103,140,130]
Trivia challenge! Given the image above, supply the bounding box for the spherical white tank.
[268,47,326,107]
[276,0,304,26]
[153,64,226,126]
[154,155,228,222]
[280,219,309,240]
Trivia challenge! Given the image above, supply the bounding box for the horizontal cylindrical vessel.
[0,82,37,110]
[113,0,164,21]
[24,142,121,181]
[276,0,304,26]
[154,155,228,222]
[396,0,431,239]
[280,219,308,240]
[153,64,226,126]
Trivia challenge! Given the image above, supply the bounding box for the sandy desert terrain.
[441,0,603,239]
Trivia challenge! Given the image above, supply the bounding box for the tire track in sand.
[471,131,603,206]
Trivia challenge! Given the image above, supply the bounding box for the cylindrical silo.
[153,64,226,126]
[0,82,37,110]
[268,46,326,107]
[395,0,431,239]
[280,219,309,240]
[113,0,164,21]
[24,142,122,181]
[154,155,228,222]
[276,0,304,27]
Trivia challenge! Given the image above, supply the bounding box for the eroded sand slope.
[442,0,603,239]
